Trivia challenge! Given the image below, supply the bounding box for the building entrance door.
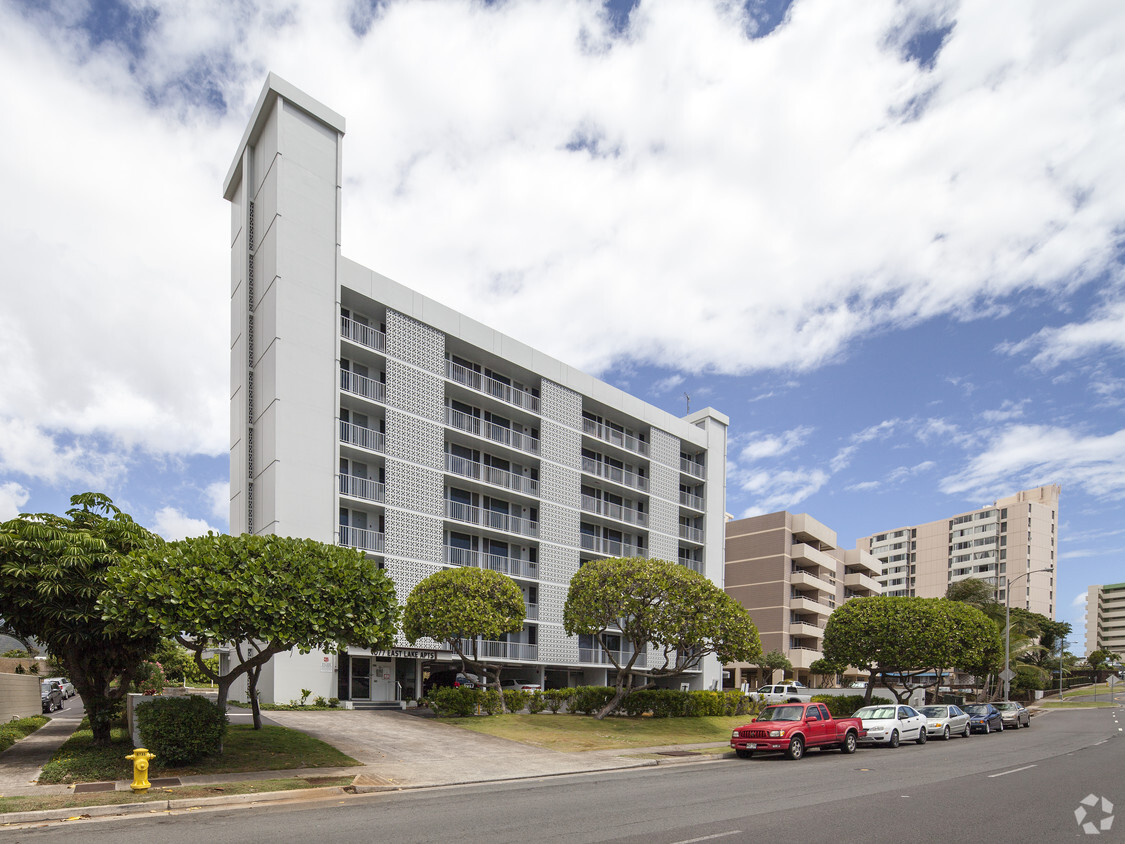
[350,657,372,700]
[372,657,395,701]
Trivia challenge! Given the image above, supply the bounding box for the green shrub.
[503,690,531,713]
[133,661,166,695]
[479,689,503,715]
[570,686,617,715]
[526,691,547,714]
[811,694,892,718]
[544,688,575,714]
[427,687,480,717]
[0,715,49,753]
[135,695,227,765]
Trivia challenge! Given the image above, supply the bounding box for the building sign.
[373,649,441,660]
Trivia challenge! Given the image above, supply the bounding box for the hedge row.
[426,685,760,718]
[136,695,228,765]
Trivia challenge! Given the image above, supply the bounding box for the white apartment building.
[223,75,729,706]
[1085,583,1125,658]
[858,485,1060,618]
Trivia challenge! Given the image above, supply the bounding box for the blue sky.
[1,0,1123,648]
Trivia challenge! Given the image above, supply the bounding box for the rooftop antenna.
[683,392,690,414]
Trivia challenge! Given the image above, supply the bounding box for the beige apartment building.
[857,485,1060,619]
[724,511,882,687]
[1085,583,1125,658]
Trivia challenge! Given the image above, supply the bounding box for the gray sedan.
[994,701,1031,729]
[919,704,971,739]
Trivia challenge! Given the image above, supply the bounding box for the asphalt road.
[8,708,1122,843]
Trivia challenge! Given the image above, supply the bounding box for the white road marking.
[988,764,1037,778]
[1094,740,1108,746]
[672,832,743,844]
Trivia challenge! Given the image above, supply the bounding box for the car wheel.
[963,722,971,738]
[942,727,950,741]
[889,730,900,749]
[1012,718,1020,729]
[983,722,990,734]
[735,748,753,759]
[1025,716,1031,728]
[841,732,857,754]
[916,726,927,745]
[786,736,805,760]
[998,720,1004,731]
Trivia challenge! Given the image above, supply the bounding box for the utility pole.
[682,392,690,414]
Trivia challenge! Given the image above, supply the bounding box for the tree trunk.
[248,663,263,730]
[595,674,632,720]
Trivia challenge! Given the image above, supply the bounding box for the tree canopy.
[0,493,162,744]
[102,533,398,720]
[563,556,761,719]
[402,566,526,707]
[823,595,1002,703]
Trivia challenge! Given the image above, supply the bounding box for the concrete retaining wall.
[0,672,41,720]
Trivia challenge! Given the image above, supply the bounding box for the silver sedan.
[919,704,971,739]
[994,701,1032,729]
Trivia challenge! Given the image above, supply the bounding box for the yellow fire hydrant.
[126,747,155,793]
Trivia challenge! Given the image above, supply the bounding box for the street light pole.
[1059,637,1065,699]
[1004,567,1052,702]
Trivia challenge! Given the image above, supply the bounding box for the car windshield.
[40,683,53,693]
[854,707,896,720]
[994,703,1018,711]
[920,706,947,717]
[963,705,989,715]
[756,705,805,722]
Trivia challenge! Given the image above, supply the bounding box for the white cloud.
[940,424,1125,500]
[1004,300,1125,369]
[0,481,30,521]
[0,418,130,488]
[1072,591,1088,608]
[844,460,935,493]
[739,426,813,462]
[651,374,685,394]
[205,481,230,525]
[738,468,831,516]
[980,399,1029,423]
[151,506,216,542]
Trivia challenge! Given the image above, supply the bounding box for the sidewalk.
[0,712,83,797]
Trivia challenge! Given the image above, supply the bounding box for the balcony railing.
[340,369,386,403]
[444,453,539,496]
[525,602,539,621]
[459,638,538,661]
[443,545,539,579]
[679,490,704,511]
[339,474,385,503]
[340,420,385,453]
[445,499,539,539]
[339,525,384,553]
[679,554,703,574]
[340,316,386,352]
[446,360,540,414]
[580,533,645,558]
[580,494,647,527]
[578,647,647,668]
[680,457,705,479]
[445,407,540,456]
[581,418,649,457]
[580,456,648,492]
[679,524,704,543]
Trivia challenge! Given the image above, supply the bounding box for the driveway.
[265,709,650,787]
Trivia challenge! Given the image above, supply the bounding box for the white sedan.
[853,704,929,747]
[919,704,972,739]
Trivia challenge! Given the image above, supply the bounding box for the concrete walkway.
[0,710,84,797]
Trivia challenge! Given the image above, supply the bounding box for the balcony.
[445,453,539,496]
[791,543,837,577]
[446,360,540,414]
[581,456,648,492]
[340,315,386,353]
[524,602,539,621]
[445,407,540,456]
[578,647,647,668]
[679,554,703,574]
[841,547,881,577]
[790,513,837,549]
[580,494,647,527]
[580,533,645,558]
[582,418,649,457]
[339,421,384,453]
[680,457,705,479]
[679,524,704,544]
[790,595,832,616]
[679,490,704,511]
[443,545,538,579]
[790,568,835,594]
[339,474,385,504]
[444,499,539,539]
[844,570,881,594]
[460,638,538,661]
[788,647,824,670]
[340,369,385,404]
[339,525,384,553]
[789,621,824,639]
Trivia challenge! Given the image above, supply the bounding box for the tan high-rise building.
[1085,583,1125,658]
[724,511,882,686]
[857,485,1060,619]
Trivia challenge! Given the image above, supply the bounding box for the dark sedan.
[963,703,1004,734]
[41,681,63,713]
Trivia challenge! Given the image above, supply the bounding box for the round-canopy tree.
[563,556,761,719]
[823,595,1002,703]
[0,493,162,745]
[401,567,525,709]
[103,533,399,724]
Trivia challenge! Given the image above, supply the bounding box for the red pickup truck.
[730,702,866,760]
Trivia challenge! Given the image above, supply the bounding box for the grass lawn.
[1039,700,1119,709]
[0,775,353,815]
[37,723,359,784]
[0,716,49,753]
[435,713,750,752]
[1060,685,1118,699]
